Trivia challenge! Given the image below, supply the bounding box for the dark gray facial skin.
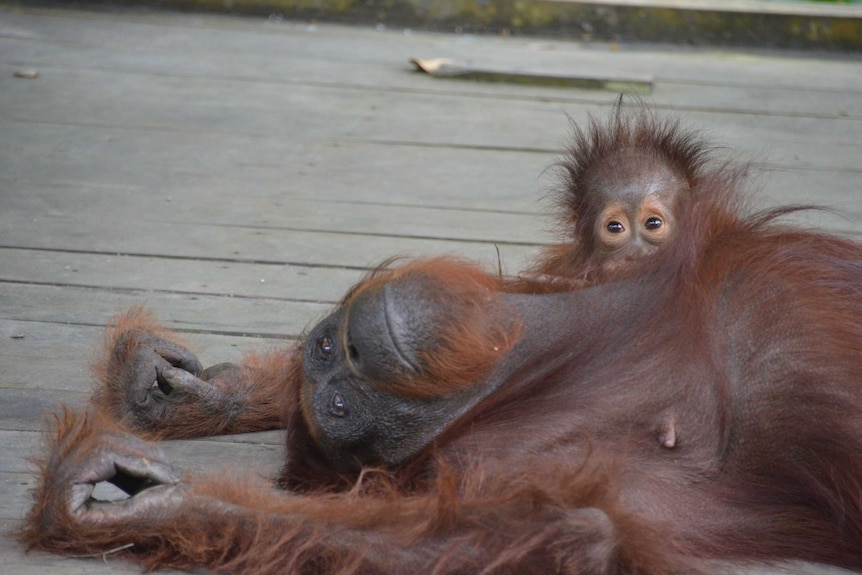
[299,275,640,473]
[300,306,467,471]
[300,278,499,472]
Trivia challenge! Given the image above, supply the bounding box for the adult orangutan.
[20,107,862,575]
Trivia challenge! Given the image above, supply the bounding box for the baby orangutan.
[521,106,716,289]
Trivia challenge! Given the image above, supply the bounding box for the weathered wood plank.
[0,245,537,302]
[0,283,331,336]
[0,389,90,433]
[2,68,860,170]
[0,125,556,213]
[0,247,363,302]
[5,53,858,123]
[0,205,541,272]
[0,322,100,391]
[1,184,549,244]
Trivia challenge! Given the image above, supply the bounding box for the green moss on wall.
[47,0,862,51]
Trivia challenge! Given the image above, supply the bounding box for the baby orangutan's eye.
[645,217,663,230]
[607,221,625,234]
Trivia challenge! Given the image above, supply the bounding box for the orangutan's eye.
[330,393,347,417]
[318,336,333,358]
[607,221,625,234]
[645,217,663,230]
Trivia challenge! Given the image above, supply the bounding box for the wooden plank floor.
[1,5,861,573]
